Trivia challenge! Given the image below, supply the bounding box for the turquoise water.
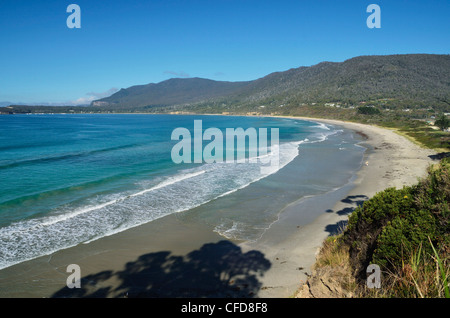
[0,114,364,269]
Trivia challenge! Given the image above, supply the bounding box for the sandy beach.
[0,116,436,298]
[244,117,436,297]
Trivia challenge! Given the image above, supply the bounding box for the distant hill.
[92,77,250,109]
[237,54,450,104]
[91,54,450,112]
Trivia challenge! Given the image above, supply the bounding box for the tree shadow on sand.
[428,152,450,161]
[52,240,271,298]
[339,195,368,209]
[325,220,349,236]
[325,194,368,216]
[324,194,369,236]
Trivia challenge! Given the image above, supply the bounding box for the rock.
[295,266,354,298]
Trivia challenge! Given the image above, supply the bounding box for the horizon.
[1,0,449,105]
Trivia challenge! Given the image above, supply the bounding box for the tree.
[357,106,381,115]
[435,113,450,131]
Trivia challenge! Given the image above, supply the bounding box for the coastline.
[0,115,436,298]
[241,116,436,297]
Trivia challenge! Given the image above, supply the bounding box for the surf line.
[171,120,279,174]
[40,170,206,227]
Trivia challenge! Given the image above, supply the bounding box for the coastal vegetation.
[435,113,450,131]
[304,158,450,298]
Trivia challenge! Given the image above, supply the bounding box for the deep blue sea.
[0,114,365,269]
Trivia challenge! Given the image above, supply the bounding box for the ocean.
[0,114,365,270]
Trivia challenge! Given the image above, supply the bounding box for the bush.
[357,106,381,115]
[345,187,414,278]
[344,160,450,280]
[435,114,450,131]
[373,208,438,269]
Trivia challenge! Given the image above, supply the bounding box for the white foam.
[129,170,205,197]
[213,221,246,240]
[0,135,325,270]
[313,122,331,130]
[40,170,206,227]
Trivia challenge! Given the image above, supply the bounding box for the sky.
[0,0,449,105]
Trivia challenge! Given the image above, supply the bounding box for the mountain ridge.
[92,77,251,108]
[90,53,449,112]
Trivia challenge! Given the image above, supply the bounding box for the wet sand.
[0,117,436,298]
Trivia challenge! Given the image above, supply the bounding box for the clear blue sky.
[0,0,448,105]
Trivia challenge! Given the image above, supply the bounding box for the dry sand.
[0,117,437,298]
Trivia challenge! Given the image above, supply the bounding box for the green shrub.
[345,187,414,278]
[347,187,413,230]
[357,106,381,115]
[435,113,450,131]
[344,160,449,279]
[373,208,437,269]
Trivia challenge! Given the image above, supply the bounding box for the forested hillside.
[91,54,450,113]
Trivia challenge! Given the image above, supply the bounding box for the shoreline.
[240,116,436,297]
[0,115,436,298]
